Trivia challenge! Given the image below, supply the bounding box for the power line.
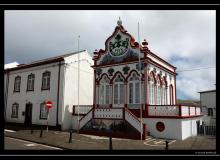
[177,66,215,72]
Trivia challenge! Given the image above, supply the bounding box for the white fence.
[74,105,93,114]
[148,105,179,116]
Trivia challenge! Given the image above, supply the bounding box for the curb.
[5,135,71,150]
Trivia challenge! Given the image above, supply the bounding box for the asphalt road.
[4,137,62,150]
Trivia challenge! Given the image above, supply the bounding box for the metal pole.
[77,35,80,133]
[47,110,49,132]
[138,22,143,140]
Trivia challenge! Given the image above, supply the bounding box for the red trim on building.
[110,71,126,84]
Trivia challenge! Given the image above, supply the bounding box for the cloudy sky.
[4,10,216,100]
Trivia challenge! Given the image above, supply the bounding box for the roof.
[4,50,86,72]
[198,90,216,94]
[4,62,19,69]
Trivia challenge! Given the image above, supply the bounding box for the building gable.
[94,22,147,66]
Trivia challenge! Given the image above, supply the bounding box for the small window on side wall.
[40,103,49,119]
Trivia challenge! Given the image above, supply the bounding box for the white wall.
[143,117,201,140]
[181,118,198,139]
[143,118,182,140]
[5,62,62,126]
[61,50,94,130]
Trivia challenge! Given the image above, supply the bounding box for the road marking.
[6,137,62,150]
[168,140,176,145]
[72,138,97,144]
[4,129,16,132]
[143,141,165,147]
[25,143,37,147]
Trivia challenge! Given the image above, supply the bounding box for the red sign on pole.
[46,101,53,109]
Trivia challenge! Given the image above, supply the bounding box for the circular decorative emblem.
[156,122,165,132]
[109,34,129,57]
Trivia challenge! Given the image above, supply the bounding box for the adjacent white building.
[4,50,94,130]
[199,90,216,126]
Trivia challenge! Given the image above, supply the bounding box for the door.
[24,103,32,127]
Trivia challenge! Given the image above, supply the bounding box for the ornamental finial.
[117,17,122,26]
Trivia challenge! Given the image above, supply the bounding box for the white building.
[199,90,216,126]
[71,19,203,140]
[4,50,93,130]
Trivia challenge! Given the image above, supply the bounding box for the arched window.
[156,75,162,105]
[14,76,21,92]
[128,73,140,104]
[149,72,155,105]
[161,77,167,105]
[113,75,124,105]
[42,71,51,90]
[27,73,35,91]
[208,108,213,116]
[99,76,110,105]
[169,85,174,105]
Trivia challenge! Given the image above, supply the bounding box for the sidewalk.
[4,127,216,150]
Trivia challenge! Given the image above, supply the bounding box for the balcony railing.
[94,108,123,119]
[148,105,201,117]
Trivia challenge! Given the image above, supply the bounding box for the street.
[5,137,62,150]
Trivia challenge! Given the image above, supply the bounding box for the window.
[99,76,111,105]
[149,73,155,105]
[11,103,19,118]
[128,73,141,104]
[27,74,35,91]
[40,103,49,119]
[42,71,51,90]
[169,85,174,105]
[208,108,213,116]
[113,75,124,105]
[14,76,21,92]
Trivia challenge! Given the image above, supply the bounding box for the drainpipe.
[56,61,61,128]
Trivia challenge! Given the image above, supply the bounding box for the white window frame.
[113,75,124,107]
[128,73,141,105]
[149,77,155,105]
[99,76,111,105]
[27,74,35,91]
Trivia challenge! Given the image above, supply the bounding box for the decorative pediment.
[93,20,149,66]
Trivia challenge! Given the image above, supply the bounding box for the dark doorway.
[24,103,32,128]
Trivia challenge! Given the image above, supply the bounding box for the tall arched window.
[156,75,162,105]
[128,73,141,104]
[99,76,110,105]
[169,85,174,105]
[149,72,155,105]
[113,75,124,105]
[14,76,21,92]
